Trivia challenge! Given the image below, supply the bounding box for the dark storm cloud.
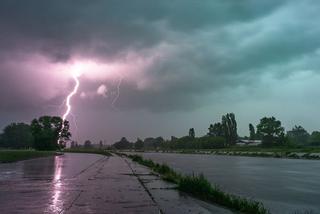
[0,0,284,59]
[1,0,320,114]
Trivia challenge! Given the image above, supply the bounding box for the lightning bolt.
[58,72,80,145]
[111,76,123,110]
[62,73,80,121]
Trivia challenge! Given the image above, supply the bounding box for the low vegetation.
[123,153,270,214]
[110,114,320,156]
[64,148,112,156]
[0,150,55,163]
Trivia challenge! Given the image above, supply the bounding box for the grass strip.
[0,150,55,163]
[122,153,270,214]
[64,148,112,156]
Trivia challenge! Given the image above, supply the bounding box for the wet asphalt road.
[0,153,231,214]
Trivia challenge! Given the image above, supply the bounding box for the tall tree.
[222,113,238,145]
[154,136,164,148]
[308,131,320,146]
[0,123,33,149]
[99,140,103,149]
[208,124,214,136]
[208,123,223,137]
[134,138,144,150]
[287,125,309,145]
[144,137,156,148]
[256,117,284,146]
[189,128,195,138]
[31,116,71,150]
[113,137,132,150]
[84,140,92,148]
[249,123,256,140]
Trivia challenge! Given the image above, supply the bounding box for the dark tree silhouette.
[208,124,214,136]
[249,123,256,140]
[113,137,132,149]
[287,125,309,145]
[134,138,144,150]
[0,123,33,149]
[99,140,103,149]
[222,113,237,145]
[208,123,223,137]
[84,140,92,148]
[189,128,195,138]
[154,137,164,148]
[31,116,71,150]
[256,116,284,146]
[308,131,320,146]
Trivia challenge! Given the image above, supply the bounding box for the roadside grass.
[123,153,270,214]
[179,174,268,214]
[129,154,181,183]
[0,150,55,163]
[64,148,112,156]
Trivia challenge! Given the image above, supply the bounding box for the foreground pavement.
[0,153,232,213]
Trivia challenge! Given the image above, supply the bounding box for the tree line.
[2,113,320,151]
[0,116,71,150]
[112,113,320,150]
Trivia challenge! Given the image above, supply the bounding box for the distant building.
[237,139,262,146]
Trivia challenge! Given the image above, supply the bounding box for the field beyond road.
[0,150,55,163]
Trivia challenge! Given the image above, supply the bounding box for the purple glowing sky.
[1,0,320,144]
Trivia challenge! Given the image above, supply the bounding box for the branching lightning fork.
[58,72,80,143]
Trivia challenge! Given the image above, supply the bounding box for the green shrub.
[179,173,212,198]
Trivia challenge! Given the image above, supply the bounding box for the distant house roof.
[238,139,262,144]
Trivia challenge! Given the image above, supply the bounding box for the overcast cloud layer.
[1,0,320,143]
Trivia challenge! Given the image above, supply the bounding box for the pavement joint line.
[63,190,84,213]
[61,155,109,213]
[72,155,109,179]
[45,155,108,188]
[121,156,165,214]
[149,187,177,190]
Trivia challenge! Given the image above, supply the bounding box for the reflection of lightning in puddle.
[47,156,63,213]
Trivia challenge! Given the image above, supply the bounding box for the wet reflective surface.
[0,153,104,213]
[136,152,320,214]
[0,153,231,213]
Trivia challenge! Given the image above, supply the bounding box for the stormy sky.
[1,0,320,144]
